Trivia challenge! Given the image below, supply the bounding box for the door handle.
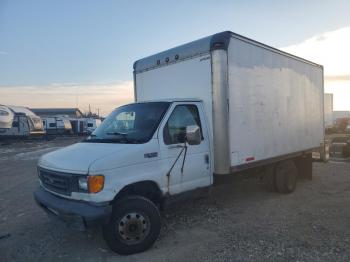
[205,154,209,164]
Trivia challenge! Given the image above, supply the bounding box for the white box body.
[134,32,324,174]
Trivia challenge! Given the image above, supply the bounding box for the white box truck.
[34,31,324,255]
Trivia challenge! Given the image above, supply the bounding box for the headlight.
[78,177,88,191]
[78,175,104,193]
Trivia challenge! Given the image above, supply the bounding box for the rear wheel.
[275,160,298,194]
[103,195,161,255]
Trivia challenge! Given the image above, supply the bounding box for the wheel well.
[113,181,163,205]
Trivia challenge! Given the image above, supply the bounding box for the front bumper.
[34,186,112,231]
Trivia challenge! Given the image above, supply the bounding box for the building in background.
[31,108,83,118]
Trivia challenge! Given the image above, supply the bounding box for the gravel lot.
[0,137,349,261]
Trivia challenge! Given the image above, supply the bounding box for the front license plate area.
[47,207,59,216]
[43,205,86,231]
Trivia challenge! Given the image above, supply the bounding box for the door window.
[163,105,203,145]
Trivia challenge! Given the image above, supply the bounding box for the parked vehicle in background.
[85,118,102,134]
[34,31,324,255]
[342,138,350,157]
[68,118,102,135]
[0,106,45,138]
[0,105,14,129]
[42,116,73,135]
[69,118,86,135]
[330,136,350,157]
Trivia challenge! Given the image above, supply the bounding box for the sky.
[1,0,350,116]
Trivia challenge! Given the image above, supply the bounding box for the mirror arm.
[180,142,188,173]
[166,144,186,178]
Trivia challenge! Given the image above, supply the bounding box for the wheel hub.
[117,212,150,244]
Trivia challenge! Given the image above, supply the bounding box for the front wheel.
[103,195,161,255]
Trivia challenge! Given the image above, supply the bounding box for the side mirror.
[186,125,201,145]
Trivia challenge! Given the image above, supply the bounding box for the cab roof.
[137,98,202,103]
[115,98,203,109]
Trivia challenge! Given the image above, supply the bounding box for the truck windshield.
[85,102,170,144]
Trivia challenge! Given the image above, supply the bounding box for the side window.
[163,105,203,145]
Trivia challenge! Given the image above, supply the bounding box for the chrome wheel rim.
[117,212,150,244]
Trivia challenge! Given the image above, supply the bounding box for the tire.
[103,195,161,255]
[275,160,298,194]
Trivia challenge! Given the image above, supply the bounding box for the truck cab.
[34,99,212,254]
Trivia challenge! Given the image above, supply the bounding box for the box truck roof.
[133,31,322,74]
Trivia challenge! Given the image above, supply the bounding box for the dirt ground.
[0,137,350,262]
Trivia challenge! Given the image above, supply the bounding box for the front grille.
[39,168,79,196]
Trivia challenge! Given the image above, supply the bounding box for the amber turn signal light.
[88,175,104,193]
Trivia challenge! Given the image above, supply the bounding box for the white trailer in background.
[68,118,101,135]
[69,118,86,135]
[85,118,102,134]
[42,116,72,135]
[35,31,324,255]
[0,106,45,138]
[0,105,14,129]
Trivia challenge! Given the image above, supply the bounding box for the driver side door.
[159,102,211,195]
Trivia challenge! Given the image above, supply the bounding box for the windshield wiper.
[83,132,143,144]
[107,135,144,144]
[106,132,127,136]
[87,138,141,143]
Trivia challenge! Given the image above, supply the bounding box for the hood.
[38,142,132,173]
[38,140,159,174]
